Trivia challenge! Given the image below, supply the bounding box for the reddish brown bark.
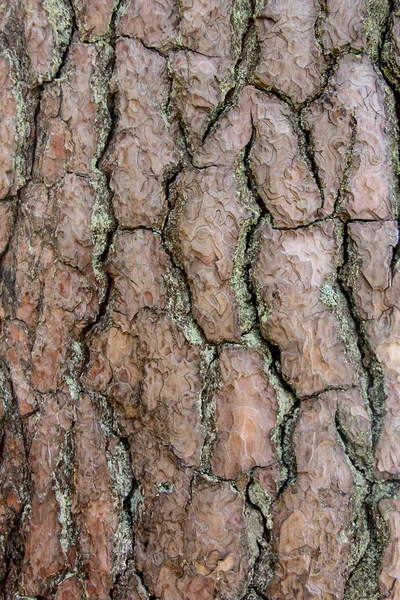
[1,1,400,599]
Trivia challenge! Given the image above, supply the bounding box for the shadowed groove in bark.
[201,19,258,142]
[0,362,31,594]
[343,481,400,600]
[380,1,400,276]
[238,128,302,481]
[339,223,387,449]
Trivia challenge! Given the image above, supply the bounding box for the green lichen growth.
[91,398,135,581]
[129,487,143,521]
[90,173,114,287]
[163,192,208,347]
[157,482,173,494]
[230,150,261,335]
[241,329,267,349]
[344,483,400,600]
[64,375,81,403]
[164,265,205,346]
[91,42,114,167]
[114,0,130,32]
[161,59,174,130]
[343,454,369,573]
[364,0,390,64]
[106,440,133,500]
[111,511,133,579]
[72,340,84,362]
[319,282,378,468]
[199,345,217,374]
[382,79,400,218]
[94,397,133,507]
[52,428,75,555]
[344,551,381,600]
[230,218,259,333]
[0,363,11,412]
[247,215,274,330]
[42,0,73,80]
[64,341,85,402]
[231,0,252,62]
[5,50,30,195]
[337,404,375,477]
[341,237,388,447]
[253,0,265,18]
[334,117,357,217]
[54,482,74,554]
[320,282,339,308]
[382,8,400,89]
[95,394,115,438]
[88,42,115,287]
[243,503,264,567]
[248,479,274,529]
[263,347,296,479]
[269,371,295,432]
[319,283,363,370]
[199,357,220,473]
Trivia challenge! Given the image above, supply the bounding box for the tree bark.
[0,1,400,599]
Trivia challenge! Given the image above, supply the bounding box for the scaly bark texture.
[1,1,400,599]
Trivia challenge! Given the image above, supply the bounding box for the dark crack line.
[339,223,387,449]
[298,113,325,209]
[0,362,32,593]
[202,20,258,142]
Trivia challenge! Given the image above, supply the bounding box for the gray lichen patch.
[90,173,114,287]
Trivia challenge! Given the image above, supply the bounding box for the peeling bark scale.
[1,0,400,599]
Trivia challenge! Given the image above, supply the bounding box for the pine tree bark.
[1,1,400,599]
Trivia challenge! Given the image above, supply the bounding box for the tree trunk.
[1,1,400,599]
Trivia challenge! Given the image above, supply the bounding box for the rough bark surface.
[0,1,400,599]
